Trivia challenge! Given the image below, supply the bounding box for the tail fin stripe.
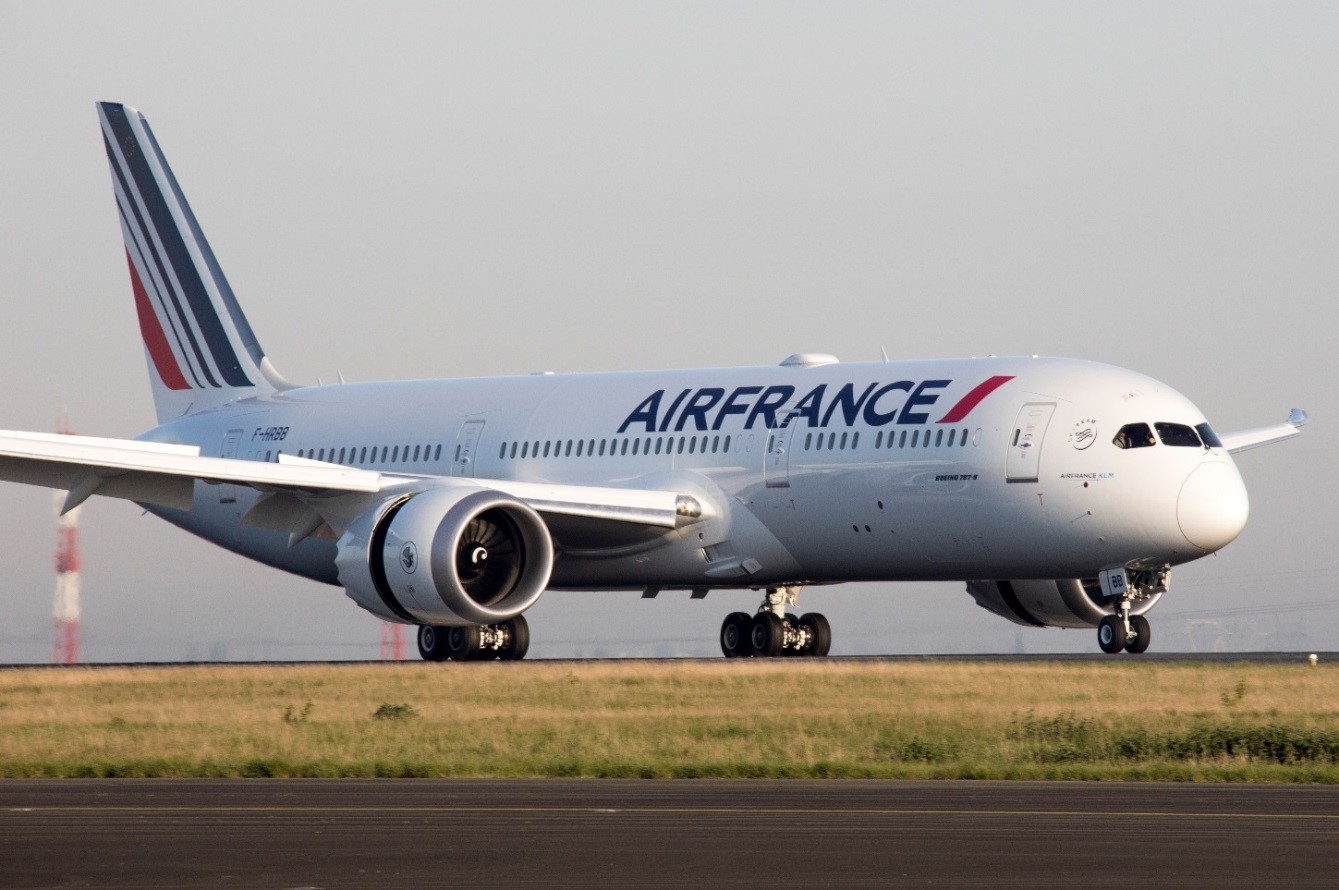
[140,123,267,368]
[120,209,203,389]
[126,250,192,391]
[105,137,215,388]
[101,105,251,387]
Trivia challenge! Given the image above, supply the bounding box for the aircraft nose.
[1177,460,1249,551]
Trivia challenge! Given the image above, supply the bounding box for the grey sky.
[1,2,1334,660]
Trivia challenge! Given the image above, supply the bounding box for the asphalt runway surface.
[1,779,1336,888]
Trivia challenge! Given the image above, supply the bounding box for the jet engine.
[336,484,554,626]
[965,578,1163,629]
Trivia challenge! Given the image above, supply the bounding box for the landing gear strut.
[1095,566,1164,655]
[417,615,530,662]
[720,586,831,658]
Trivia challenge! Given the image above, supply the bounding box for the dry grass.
[0,660,1335,780]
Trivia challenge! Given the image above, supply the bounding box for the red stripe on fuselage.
[936,374,1014,423]
[126,251,191,391]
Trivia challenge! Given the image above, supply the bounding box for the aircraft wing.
[1219,408,1308,454]
[0,430,691,541]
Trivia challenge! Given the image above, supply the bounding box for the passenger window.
[434,444,442,461]
[947,429,956,447]
[851,431,859,448]
[1113,423,1156,449]
[934,430,942,448]
[910,431,918,448]
[840,432,848,450]
[621,439,629,456]
[542,441,551,458]
[412,445,420,462]
[1194,423,1222,449]
[724,434,731,452]
[1156,422,1202,447]
[677,437,686,454]
[899,431,907,448]
[576,440,584,457]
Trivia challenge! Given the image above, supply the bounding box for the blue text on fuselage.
[617,380,951,434]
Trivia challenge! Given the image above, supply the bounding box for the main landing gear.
[720,586,832,658]
[417,615,530,662]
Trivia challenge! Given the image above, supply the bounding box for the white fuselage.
[143,354,1247,591]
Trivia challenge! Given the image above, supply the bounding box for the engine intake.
[337,485,554,626]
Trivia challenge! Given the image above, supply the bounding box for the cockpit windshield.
[1114,421,1210,450]
[1155,422,1202,447]
[1113,422,1155,449]
[1195,422,1223,448]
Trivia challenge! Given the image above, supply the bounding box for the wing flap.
[0,429,383,512]
[0,430,700,542]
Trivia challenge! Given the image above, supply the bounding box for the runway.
[1,780,1336,888]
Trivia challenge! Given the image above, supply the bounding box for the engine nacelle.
[336,485,554,626]
[965,578,1164,629]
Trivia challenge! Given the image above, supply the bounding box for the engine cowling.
[965,578,1163,629]
[336,485,554,626]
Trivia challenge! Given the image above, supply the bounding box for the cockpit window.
[1195,422,1223,449]
[1113,422,1155,449]
[1155,422,1202,447]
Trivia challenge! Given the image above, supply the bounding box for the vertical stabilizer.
[97,102,290,422]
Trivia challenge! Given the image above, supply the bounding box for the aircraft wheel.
[499,615,530,661]
[446,625,483,661]
[720,612,752,658]
[1097,615,1126,654]
[800,612,832,657]
[750,612,785,657]
[417,625,448,662]
[1125,614,1151,654]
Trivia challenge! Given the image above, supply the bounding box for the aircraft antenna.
[53,407,82,664]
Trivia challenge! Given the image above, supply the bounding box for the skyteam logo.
[1069,418,1098,450]
[618,375,1013,433]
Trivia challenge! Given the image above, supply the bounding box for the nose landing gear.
[1097,611,1152,654]
[720,586,832,658]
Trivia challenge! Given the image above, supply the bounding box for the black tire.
[720,612,752,658]
[1097,615,1126,654]
[499,615,530,661]
[1125,614,1151,654]
[799,612,832,657]
[750,612,785,657]
[445,625,483,661]
[417,625,448,662]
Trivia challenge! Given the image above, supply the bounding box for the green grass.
[0,660,1335,780]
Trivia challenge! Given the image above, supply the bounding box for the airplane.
[0,103,1308,661]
